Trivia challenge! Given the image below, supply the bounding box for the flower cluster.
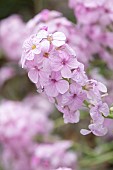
[0,14,25,60]
[21,28,110,136]
[69,0,113,70]
[32,141,76,170]
[25,9,92,65]
[0,66,15,87]
[0,97,77,170]
[0,10,92,66]
[0,99,53,148]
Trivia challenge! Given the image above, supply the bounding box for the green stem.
[80,152,113,167]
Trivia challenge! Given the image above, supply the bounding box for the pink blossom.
[0,14,25,60]
[50,51,78,78]
[72,62,87,85]
[62,84,86,111]
[32,141,77,170]
[21,28,110,137]
[44,72,69,97]
[90,101,109,123]
[81,123,108,136]
[0,97,54,170]
[57,105,80,124]
[21,36,41,67]
[68,0,113,70]
[63,109,80,124]
[25,59,48,84]
[36,29,66,48]
[0,66,15,86]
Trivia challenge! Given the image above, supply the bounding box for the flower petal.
[41,40,50,52]
[80,129,91,135]
[28,68,39,83]
[56,80,69,94]
[99,103,109,117]
[36,30,48,40]
[45,84,58,97]
[63,110,80,124]
[97,82,107,93]
[89,124,108,136]
[61,66,72,78]
[53,32,66,41]
[52,40,66,47]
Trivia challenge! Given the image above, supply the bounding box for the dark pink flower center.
[73,94,77,98]
[61,59,67,65]
[34,66,40,71]
[77,67,80,72]
[51,79,57,83]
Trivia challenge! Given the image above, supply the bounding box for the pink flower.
[0,14,25,60]
[85,80,107,102]
[57,105,80,123]
[62,84,86,111]
[36,29,66,48]
[0,66,15,86]
[27,61,46,84]
[90,101,109,123]
[32,141,76,170]
[72,62,87,85]
[44,72,69,97]
[21,35,41,67]
[81,123,108,136]
[21,28,110,137]
[50,51,78,78]
[63,109,80,124]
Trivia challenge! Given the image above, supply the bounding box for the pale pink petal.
[99,103,109,117]
[51,60,63,71]
[64,110,80,124]
[52,40,65,47]
[45,84,58,97]
[90,108,104,124]
[89,124,108,136]
[67,58,79,68]
[40,40,50,52]
[36,30,48,40]
[97,82,107,93]
[53,32,66,41]
[28,68,39,83]
[80,129,91,135]
[21,52,26,68]
[33,46,41,54]
[61,66,72,78]
[56,80,69,94]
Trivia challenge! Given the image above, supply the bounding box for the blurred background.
[0,0,113,170]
